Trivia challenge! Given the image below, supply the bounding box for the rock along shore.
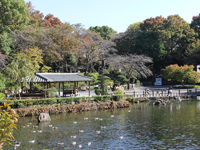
[15,101,130,117]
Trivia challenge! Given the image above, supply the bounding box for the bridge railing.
[125,89,200,98]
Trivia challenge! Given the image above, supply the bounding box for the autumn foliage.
[43,14,62,27]
[162,64,200,86]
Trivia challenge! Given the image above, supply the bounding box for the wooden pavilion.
[21,73,95,97]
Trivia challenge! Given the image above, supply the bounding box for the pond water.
[4,100,200,150]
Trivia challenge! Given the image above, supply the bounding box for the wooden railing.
[125,89,200,98]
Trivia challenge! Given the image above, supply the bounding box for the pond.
[4,100,200,149]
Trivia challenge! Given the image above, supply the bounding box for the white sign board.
[155,78,162,85]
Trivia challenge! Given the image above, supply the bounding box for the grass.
[173,85,200,89]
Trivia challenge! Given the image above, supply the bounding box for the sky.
[24,0,200,33]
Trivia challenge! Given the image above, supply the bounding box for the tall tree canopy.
[190,13,200,39]
[26,1,44,26]
[89,25,117,40]
[0,0,29,55]
[114,15,197,75]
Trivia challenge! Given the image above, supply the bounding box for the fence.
[125,89,200,98]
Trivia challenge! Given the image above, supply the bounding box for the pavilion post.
[77,82,79,94]
[30,82,32,93]
[74,81,76,95]
[49,82,51,88]
[59,82,60,97]
[89,81,90,97]
[63,82,64,97]
[44,82,46,98]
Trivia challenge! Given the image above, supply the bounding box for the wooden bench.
[63,89,80,97]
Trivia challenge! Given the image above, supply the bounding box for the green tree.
[185,39,200,65]
[89,25,117,40]
[0,73,5,90]
[110,71,128,85]
[113,22,141,55]
[134,31,166,73]
[190,13,200,39]
[162,15,197,65]
[95,69,113,95]
[188,71,200,85]
[0,0,29,55]
[162,64,194,86]
[3,50,40,98]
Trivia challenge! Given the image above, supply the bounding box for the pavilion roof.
[22,73,95,83]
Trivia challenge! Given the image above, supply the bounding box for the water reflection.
[4,100,200,149]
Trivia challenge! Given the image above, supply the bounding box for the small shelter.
[21,73,95,97]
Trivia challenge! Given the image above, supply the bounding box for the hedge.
[0,94,124,109]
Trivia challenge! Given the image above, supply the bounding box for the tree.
[89,25,117,40]
[43,14,62,27]
[109,71,128,85]
[162,15,197,65]
[185,39,200,65]
[134,31,166,73]
[0,102,19,149]
[188,71,200,85]
[18,47,50,72]
[0,73,5,90]
[108,54,152,89]
[73,27,103,74]
[0,0,29,55]
[95,69,113,95]
[190,13,200,39]
[162,64,194,86]
[3,48,45,98]
[0,52,8,71]
[26,1,44,26]
[113,22,141,55]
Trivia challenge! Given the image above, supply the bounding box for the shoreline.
[15,101,130,117]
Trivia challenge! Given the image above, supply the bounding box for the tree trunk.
[127,79,130,89]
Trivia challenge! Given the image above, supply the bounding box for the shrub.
[74,97,81,104]
[114,86,124,94]
[102,95,111,102]
[95,88,101,95]
[112,94,124,101]
[0,92,6,98]
[43,87,58,98]
[33,84,39,92]
[93,96,103,102]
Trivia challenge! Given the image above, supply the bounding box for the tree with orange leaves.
[43,14,62,27]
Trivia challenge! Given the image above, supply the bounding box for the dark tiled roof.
[35,73,94,82]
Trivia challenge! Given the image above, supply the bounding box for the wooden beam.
[89,81,90,97]
[59,82,60,97]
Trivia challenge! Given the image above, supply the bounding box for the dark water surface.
[5,100,200,150]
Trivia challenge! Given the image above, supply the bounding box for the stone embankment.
[16,101,130,117]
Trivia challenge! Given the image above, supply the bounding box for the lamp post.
[101,52,104,95]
